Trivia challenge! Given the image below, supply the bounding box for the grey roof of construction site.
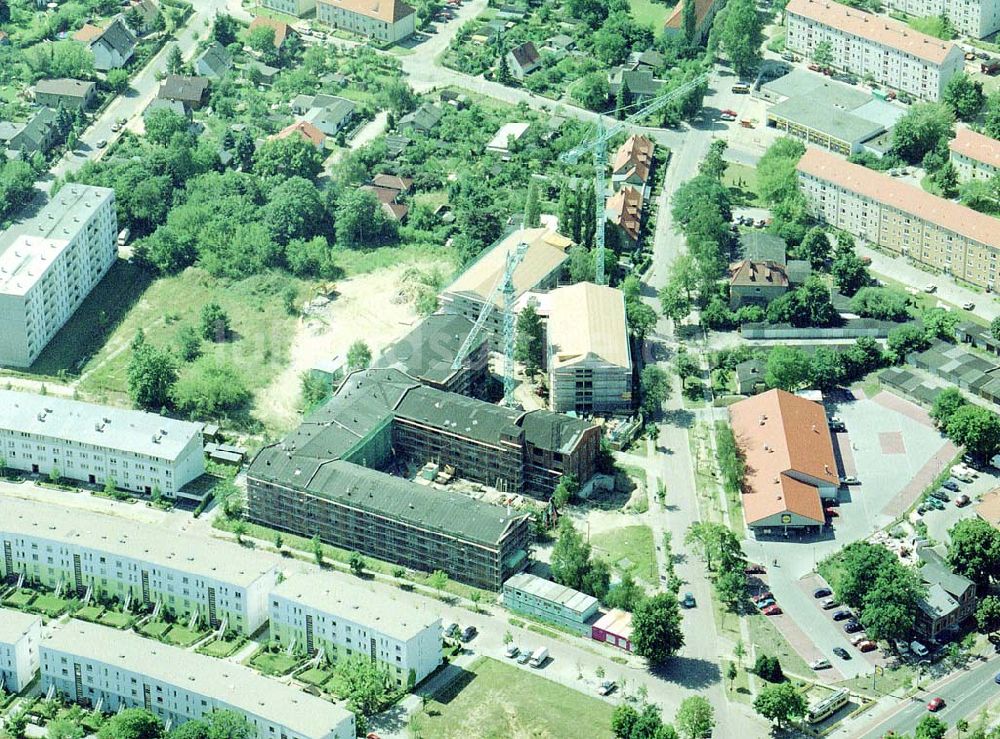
[394,384,524,446]
[375,313,481,385]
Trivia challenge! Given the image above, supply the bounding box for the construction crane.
[451,240,529,408]
[559,74,709,285]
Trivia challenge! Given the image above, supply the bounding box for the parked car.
[445,623,460,638]
[955,494,971,507]
[850,634,868,646]
[930,489,950,502]
[809,658,831,670]
[681,592,697,608]
[927,697,945,712]
[757,598,776,609]
[597,680,616,696]
[832,609,852,621]
[942,479,960,492]
[504,644,519,658]
[813,587,832,598]
[516,651,531,664]
[460,626,477,642]
[829,417,846,432]
[720,110,737,121]
[825,507,839,518]
[928,497,946,510]
[762,604,783,616]
[833,647,850,659]
[924,284,938,293]
[839,476,859,485]
[95,138,107,149]
[963,302,976,311]
[821,598,840,610]
[745,563,766,574]
[111,122,121,132]
[844,620,863,633]
[994,672,1000,684]
[732,82,751,93]
[859,641,878,653]
[752,591,773,603]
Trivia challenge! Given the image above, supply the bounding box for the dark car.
[844,620,863,633]
[832,610,852,621]
[833,647,850,660]
[460,626,477,642]
[995,672,1000,684]
[745,563,767,574]
[813,587,832,598]
[752,591,773,603]
[942,479,960,492]
[930,489,950,502]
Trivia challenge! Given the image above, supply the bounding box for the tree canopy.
[631,592,685,664]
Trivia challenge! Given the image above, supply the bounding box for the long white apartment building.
[0,390,205,499]
[785,0,964,101]
[1,498,278,635]
[269,569,442,687]
[0,608,41,693]
[797,147,1000,290]
[0,185,117,368]
[41,622,355,739]
[882,0,1000,38]
[949,126,1000,182]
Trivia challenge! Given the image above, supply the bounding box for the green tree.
[914,715,947,739]
[675,696,714,739]
[105,67,130,94]
[349,552,366,576]
[985,91,1000,139]
[946,405,1000,461]
[757,138,806,207]
[887,323,930,362]
[631,592,685,664]
[812,39,833,69]
[232,519,248,544]
[720,0,763,78]
[334,189,398,248]
[765,345,812,391]
[627,299,658,344]
[605,571,645,612]
[753,682,806,728]
[144,106,189,145]
[943,73,985,120]
[47,719,84,739]
[496,52,513,85]
[97,709,164,739]
[809,347,845,390]
[921,306,959,340]
[684,521,742,572]
[167,710,256,739]
[552,473,580,508]
[200,302,230,342]
[640,365,670,419]
[247,25,277,54]
[524,180,541,227]
[427,569,449,596]
[799,226,830,268]
[611,704,639,738]
[859,564,923,641]
[975,594,1000,633]
[515,304,545,379]
[726,661,738,690]
[572,71,610,110]
[947,518,1000,587]
[264,176,328,245]
[166,44,184,74]
[658,281,692,323]
[849,287,911,321]
[328,655,399,717]
[253,136,324,181]
[173,357,250,416]
[347,340,372,371]
[699,140,729,180]
[890,102,955,164]
[212,13,240,45]
[176,324,202,362]
[312,535,324,565]
[715,568,748,611]
[930,387,967,428]
[933,161,960,198]
[682,0,698,45]
[126,331,178,410]
[550,518,609,599]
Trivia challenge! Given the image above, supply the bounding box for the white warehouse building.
[1,498,278,635]
[785,0,964,101]
[269,569,442,687]
[0,390,205,499]
[41,622,355,739]
[0,185,117,368]
[0,608,41,694]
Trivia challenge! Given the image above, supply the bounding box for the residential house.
[272,120,327,149]
[606,186,643,243]
[663,0,722,43]
[627,49,664,71]
[949,126,1000,182]
[33,79,96,110]
[547,282,632,414]
[398,102,443,134]
[371,173,413,193]
[194,41,232,80]
[728,260,790,308]
[610,134,654,194]
[126,0,161,34]
[0,108,59,158]
[591,609,633,652]
[316,0,417,44]
[785,0,964,101]
[914,547,977,641]
[360,184,408,221]
[0,610,41,694]
[248,16,291,48]
[735,359,766,395]
[545,34,575,52]
[740,231,787,263]
[261,0,317,16]
[157,74,210,111]
[143,98,187,122]
[295,95,357,137]
[502,573,599,635]
[247,60,279,86]
[507,41,541,80]
[729,389,840,535]
[486,121,530,155]
[74,16,136,71]
[608,68,663,106]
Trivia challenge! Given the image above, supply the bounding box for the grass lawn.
[98,610,134,629]
[747,613,813,677]
[162,624,206,647]
[723,163,765,207]
[629,0,671,29]
[197,637,245,658]
[297,667,334,687]
[250,649,302,676]
[75,605,103,621]
[140,621,171,639]
[410,657,615,739]
[591,525,657,584]
[3,590,35,608]
[332,242,458,279]
[838,663,916,699]
[723,659,754,704]
[33,594,71,617]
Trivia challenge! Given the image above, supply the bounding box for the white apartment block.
[41,622,355,739]
[797,147,1000,290]
[0,185,117,368]
[1,498,278,635]
[949,126,1000,182]
[261,0,316,16]
[0,390,205,499]
[0,608,41,693]
[785,0,964,101]
[269,570,441,687]
[882,0,1000,38]
[316,0,416,43]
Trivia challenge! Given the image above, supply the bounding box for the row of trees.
[611,695,715,739]
[930,388,1000,462]
[2,706,258,739]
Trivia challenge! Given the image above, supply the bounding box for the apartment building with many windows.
[261,0,316,16]
[41,622,355,739]
[316,0,415,43]
[0,609,41,693]
[949,126,1000,182]
[797,147,1000,290]
[882,0,1000,38]
[0,184,116,368]
[0,390,205,498]
[785,0,963,101]
[269,570,442,686]
[1,498,278,635]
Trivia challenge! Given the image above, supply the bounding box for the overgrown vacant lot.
[409,657,615,739]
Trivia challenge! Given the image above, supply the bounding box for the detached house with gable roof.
[611,134,654,195]
[728,260,790,309]
[915,547,977,641]
[507,41,541,80]
[74,16,136,71]
[729,389,840,536]
[317,0,417,43]
[606,186,644,244]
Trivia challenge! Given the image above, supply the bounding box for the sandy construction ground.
[254,261,450,430]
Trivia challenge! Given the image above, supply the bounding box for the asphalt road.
[852,656,1000,739]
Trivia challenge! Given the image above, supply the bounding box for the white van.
[910,641,929,657]
[529,646,548,668]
